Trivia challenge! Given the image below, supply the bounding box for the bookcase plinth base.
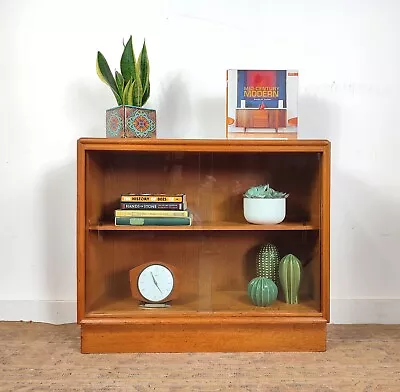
[80,318,327,353]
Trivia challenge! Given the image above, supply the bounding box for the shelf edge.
[80,316,327,326]
[88,224,320,231]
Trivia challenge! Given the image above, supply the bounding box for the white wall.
[0,0,399,324]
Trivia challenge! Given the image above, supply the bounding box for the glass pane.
[84,149,322,317]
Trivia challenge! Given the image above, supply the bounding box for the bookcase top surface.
[78,138,330,152]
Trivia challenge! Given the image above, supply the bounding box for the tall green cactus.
[247,277,278,307]
[256,243,280,284]
[279,254,302,304]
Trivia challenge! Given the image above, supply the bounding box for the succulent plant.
[243,184,288,199]
[96,36,150,107]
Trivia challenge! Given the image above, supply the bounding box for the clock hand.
[150,272,158,285]
[151,272,163,294]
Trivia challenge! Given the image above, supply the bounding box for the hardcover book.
[115,209,189,218]
[120,202,186,210]
[121,193,186,203]
[226,69,298,139]
[115,216,192,226]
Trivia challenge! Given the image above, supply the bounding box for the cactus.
[256,243,280,284]
[279,254,302,304]
[247,277,278,307]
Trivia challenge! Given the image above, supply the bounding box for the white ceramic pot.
[243,198,286,225]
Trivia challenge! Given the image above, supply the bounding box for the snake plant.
[96,36,150,107]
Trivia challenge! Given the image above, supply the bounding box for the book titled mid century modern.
[226,69,298,139]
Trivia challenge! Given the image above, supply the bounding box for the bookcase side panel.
[85,151,106,225]
[77,142,86,321]
[86,232,112,312]
[321,145,331,321]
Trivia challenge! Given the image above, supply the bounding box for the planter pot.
[243,197,286,224]
[106,105,156,138]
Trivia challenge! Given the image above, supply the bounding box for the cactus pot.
[243,198,286,225]
[106,105,156,138]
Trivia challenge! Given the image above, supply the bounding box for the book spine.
[121,195,186,203]
[115,209,189,218]
[115,216,192,226]
[120,202,186,211]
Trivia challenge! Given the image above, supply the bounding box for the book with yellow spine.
[115,209,189,218]
[121,193,186,203]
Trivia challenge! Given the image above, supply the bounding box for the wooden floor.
[1,322,400,391]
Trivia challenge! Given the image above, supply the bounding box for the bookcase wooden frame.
[77,138,330,353]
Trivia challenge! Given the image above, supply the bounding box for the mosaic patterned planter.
[106,105,156,138]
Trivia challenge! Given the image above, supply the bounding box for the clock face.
[137,264,174,303]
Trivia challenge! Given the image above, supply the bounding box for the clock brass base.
[139,303,171,309]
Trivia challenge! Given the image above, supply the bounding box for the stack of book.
[114,193,192,226]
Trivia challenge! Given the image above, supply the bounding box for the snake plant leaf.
[137,40,150,96]
[122,79,132,105]
[142,82,150,106]
[132,65,143,107]
[120,35,136,84]
[96,52,119,94]
[115,70,125,98]
[96,51,122,105]
[127,79,135,106]
[113,90,123,105]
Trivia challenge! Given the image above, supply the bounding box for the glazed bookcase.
[77,138,330,353]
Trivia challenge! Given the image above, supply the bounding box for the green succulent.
[243,184,288,199]
[96,36,150,107]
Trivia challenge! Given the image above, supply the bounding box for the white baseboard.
[0,300,76,324]
[331,299,400,324]
[0,299,399,324]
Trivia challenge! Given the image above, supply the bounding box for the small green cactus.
[256,243,280,284]
[279,254,302,304]
[248,277,278,307]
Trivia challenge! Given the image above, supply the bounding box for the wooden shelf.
[86,291,321,319]
[89,221,319,231]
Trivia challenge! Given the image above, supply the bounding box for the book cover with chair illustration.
[226,69,298,139]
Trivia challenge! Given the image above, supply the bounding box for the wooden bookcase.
[77,138,330,353]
